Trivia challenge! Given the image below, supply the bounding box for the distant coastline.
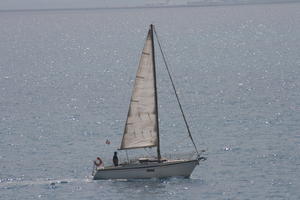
[0,0,299,13]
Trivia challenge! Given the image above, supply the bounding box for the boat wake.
[0,177,92,189]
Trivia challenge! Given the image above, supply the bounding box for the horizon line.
[0,0,299,13]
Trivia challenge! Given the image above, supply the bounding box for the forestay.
[120,30,158,150]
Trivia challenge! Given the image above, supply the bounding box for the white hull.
[93,159,199,180]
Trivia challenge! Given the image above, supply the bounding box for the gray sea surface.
[1,3,300,200]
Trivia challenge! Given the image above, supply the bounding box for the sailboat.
[93,24,205,180]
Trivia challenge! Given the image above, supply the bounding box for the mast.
[150,24,161,161]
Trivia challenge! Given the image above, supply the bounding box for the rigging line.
[153,28,200,157]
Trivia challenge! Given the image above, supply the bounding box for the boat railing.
[162,151,199,160]
[92,151,205,172]
[116,151,199,164]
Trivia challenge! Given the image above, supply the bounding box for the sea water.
[0,3,300,200]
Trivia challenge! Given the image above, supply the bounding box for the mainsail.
[120,28,158,150]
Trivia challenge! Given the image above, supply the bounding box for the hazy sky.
[0,0,299,10]
[1,0,140,10]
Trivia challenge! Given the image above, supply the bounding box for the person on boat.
[113,152,119,166]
